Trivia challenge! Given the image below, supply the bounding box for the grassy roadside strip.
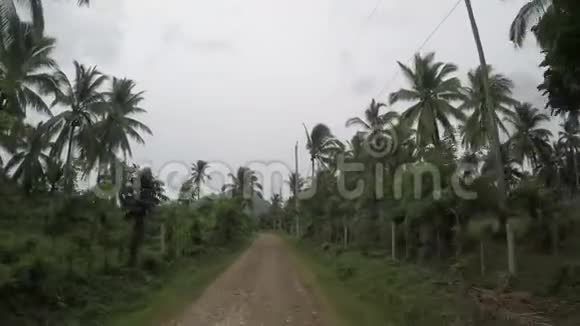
[286,238,474,326]
[106,243,248,326]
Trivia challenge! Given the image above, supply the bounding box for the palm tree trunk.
[551,221,559,256]
[405,217,410,260]
[464,0,507,204]
[506,221,517,275]
[391,220,397,260]
[436,227,442,259]
[433,119,441,147]
[129,215,145,267]
[64,125,76,194]
[574,148,579,192]
[343,219,348,249]
[311,158,315,179]
[480,240,486,276]
[160,223,166,256]
[453,211,463,258]
[196,181,201,200]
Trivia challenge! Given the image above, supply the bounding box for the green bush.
[141,252,165,275]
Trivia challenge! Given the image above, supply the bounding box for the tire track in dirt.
[168,233,331,326]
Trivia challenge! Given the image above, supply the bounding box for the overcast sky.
[43,0,552,198]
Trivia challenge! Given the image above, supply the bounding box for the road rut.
[169,234,331,326]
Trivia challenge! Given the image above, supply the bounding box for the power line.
[365,0,384,23]
[350,0,386,48]
[373,0,463,101]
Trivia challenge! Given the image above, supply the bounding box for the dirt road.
[170,234,331,326]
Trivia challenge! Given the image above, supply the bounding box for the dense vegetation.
[1,0,580,325]
[274,2,580,324]
[0,2,257,324]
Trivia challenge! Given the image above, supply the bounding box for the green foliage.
[0,179,253,325]
[290,240,473,326]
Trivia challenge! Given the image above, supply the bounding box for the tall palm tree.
[460,65,517,150]
[558,122,580,190]
[45,157,64,193]
[0,0,91,42]
[48,61,107,192]
[0,22,57,117]
[190,160,211,200]
[286,172,304,197]
[222,166,263,208]
[89,77,151,174]
[509,0,552,47]
[4,122,56,193]
[504,102,552,170]
[303,123,340,177]
[270,193,283,229]
[346,99,399,158]
[346,99,398,134]
[389,53,465,148]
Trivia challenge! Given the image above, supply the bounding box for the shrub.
[141,252,165,275]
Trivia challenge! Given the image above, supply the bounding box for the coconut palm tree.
[303,123,340,177]
[48,61,107,192]
[460,65,517,150]
[504,102,552,170]
[346,99,398,133]
[346,99,400,159]
[222,166,263,208]
[190,160,211,200]
[287,172,304,197]
[4,122,57,193]
[558,122,580,190]
[270,193,283,229]
[45,157,64,193]
[0,22,58,117]
[89,77,151,175]
[509,0,552,47]
[119,166,166,267]
[0,0,91,42]
[389,53,465,148]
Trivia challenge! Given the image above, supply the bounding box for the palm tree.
[222,167,263,208]
[190,160,211,200]
[0,22,58,117]
[482,141,524,192]
[286,172,304,197]
[303,123,340,177]
[460,65,517,150]
[4,122,56,193]
[0,0,91,42]
[504,103,552,170]
[346,99,398,133]
[48,61,107,192]
[558,122,580,190]
[90,77,151,174]
[45,157,64,193]
[119,166,166,267]
[270,193,283,229]
[389,53,465,148]
[509,0,552,47]
[346,99,400,159]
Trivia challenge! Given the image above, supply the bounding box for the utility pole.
[294,141,300,237]
[464,0,515,275]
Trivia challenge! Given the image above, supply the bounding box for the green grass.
[107,245,246,326]
[287,239,474,326]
